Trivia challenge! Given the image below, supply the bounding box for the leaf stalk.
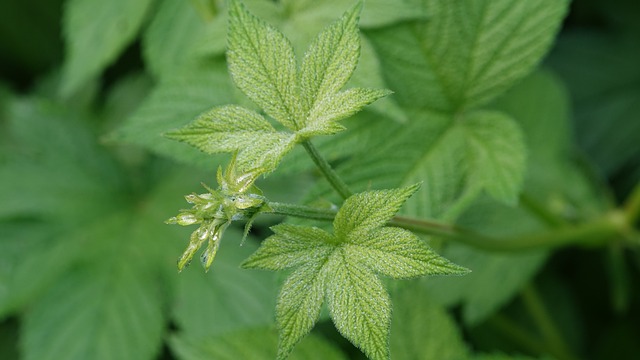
[301,140,353,200]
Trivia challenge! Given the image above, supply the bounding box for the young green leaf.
[299,2,361,116]
[165,105,296,172]
[326,254,390,360]
[276,263,327,360]
[345,227,467,278]
[241,223,335,270]
[243,186,468,359]
[297,88,392,138]
[334,183,421,239]
[227,0,301,130]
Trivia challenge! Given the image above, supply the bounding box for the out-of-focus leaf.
[367,0,569,111]
[549,33,640,177]
[22,239,165,360]
[169,327,348,360]
[172,229,278,339]
[143,0,217,78]
[113,60,234,168]
[0,97,126,222]
[423,198,547,325]
[61,0,155,95]
[390,286,469,360]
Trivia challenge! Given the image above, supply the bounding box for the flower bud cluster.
[166,158,267,271]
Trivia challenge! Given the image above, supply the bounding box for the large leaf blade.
[367,0,569,111]
[61,0,154,95]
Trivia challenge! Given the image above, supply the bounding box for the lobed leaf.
[227,0,300,130]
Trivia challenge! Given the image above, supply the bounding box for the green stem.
[266,202,337,221]
[265,201,623,252]
[521,284,578,360]
[302,140,353,200]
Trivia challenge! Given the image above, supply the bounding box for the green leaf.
[22,240,165,360]
[334,184,420,239]
[1,97,126,222]
[228,0,300,130]
[366,0,569,111]
[61,0,155,95]
[0,224,82,318]
[549,33,640,176]
[276,262,327,360]
[172,229,278,338]
[423,198,548,325]
[390,286,469,360]
[166,105,296,172]
[245,187,466,358]
[308,108,527,221]
[170,327,348,360]
[242,223,335,271]
[346,227,468,278]
[298,88,392,137]
[299,2,361,117]
[462,111,526,205]
[326,252,390,360]
[113,61,234,168]
[142,0,214,79]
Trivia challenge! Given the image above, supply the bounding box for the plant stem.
[266,202,337,221]
[302,140,353,200]
[521,284,578,360]
[265,201,623,252]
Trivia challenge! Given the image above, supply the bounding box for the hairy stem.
[302,140,353,200]
[266,202,336,221]
[266,201,623,252]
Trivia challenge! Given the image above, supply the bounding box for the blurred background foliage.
[0,0,639,359]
